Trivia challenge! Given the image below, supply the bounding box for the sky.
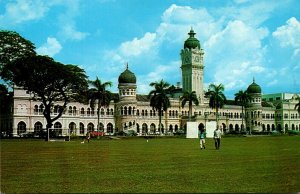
[0,0,300,99]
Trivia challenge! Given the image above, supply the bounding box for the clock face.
[194,56,200,62]
[184,56,190,63]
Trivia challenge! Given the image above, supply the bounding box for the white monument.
[186,121,216,138]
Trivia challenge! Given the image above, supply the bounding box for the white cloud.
[61,24,89,41]
[119,32,157,57]
[36,37,62,57]
[204,20,268,92]
[162,4,214,24]
[272,17,300,56]
[0,0,49,26]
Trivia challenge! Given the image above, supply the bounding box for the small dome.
[118,64,136,84]
[184,28,200,49]
[247,79,261,94]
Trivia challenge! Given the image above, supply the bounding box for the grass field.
[1,136,300,193]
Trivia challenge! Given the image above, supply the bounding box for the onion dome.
[247,78,261,94]
[184,28,200,49]
[118,64,136,84]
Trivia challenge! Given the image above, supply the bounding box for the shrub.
[287,130,300,135]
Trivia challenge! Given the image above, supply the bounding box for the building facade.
[12,29,300,137]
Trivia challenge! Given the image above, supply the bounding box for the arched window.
[39,104,44,113]
[136,109,140,116]
[87,108,91,116]
[128,107,132,115]
[81,108,85,116]
[17,121,26,135]
[124,107,127,115]
[68,106,72,115]
[73,106,76,115]
[100,108,104,116]
[34,105,39,114]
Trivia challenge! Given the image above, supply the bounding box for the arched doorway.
[34,122,43,133]
[80,123,84,134]
[87,123,94,132]
[17,121,26,135]
[69,122,76,135]
[107,123,113,134]
[142,123,148,134]
[54,122,62,135]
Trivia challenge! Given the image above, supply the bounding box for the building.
[12,29,300,137]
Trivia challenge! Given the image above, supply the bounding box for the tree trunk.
[158,109,162,135]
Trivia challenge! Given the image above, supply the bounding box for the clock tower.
[180,28,205,104]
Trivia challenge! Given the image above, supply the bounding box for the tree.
[180,91,199,121]
[205,83,227,129]
[148,79,171,134]
[0,84,13,135]
[0,30,36,82]
[2,55,88,140]
[295,95,300,115]
[235,90,252,131]
[88,77,112,134]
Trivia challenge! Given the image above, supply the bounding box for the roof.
[184,28,200,50]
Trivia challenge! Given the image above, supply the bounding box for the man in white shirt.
[213,128,221,149]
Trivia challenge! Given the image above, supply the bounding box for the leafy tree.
[88,77,112,133]
[295,95,300,115]
[0,84,13,135]
[235,90,252,131]
[2,55,88,140]
[180,91,199,121]
[148,79,171,134]
[0,30,36,82]
[205,83,227,129]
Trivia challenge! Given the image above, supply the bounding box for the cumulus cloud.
[119,32,157,57]
[36,37,62,57]
[204,20,268,91]
[272,17,300,57]
[61,24,89,41]
[0,0,49,26]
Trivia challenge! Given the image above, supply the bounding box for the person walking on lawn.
[199,129,206,150]
[213,127,222,149]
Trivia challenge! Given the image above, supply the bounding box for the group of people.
[198,128,222,150]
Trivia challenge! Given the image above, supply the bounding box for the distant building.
[11,29,300,137]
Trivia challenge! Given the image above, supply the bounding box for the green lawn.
[1,136,300,193]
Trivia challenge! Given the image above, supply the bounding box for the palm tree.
[180,91,199,121]
[205,83,226,129]
[148,79,171,135]
[88,77,112,134]
[235,90,252,131]
[295,95,300,114]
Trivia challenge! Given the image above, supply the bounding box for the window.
[284,113,288,119]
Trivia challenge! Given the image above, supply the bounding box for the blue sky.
[1,0,299,99]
